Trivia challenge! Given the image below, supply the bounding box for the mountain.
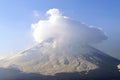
[0,39,120,79]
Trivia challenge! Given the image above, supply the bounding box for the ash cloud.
[31,8,107,46]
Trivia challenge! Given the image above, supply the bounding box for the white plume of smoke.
[31,8,107,46]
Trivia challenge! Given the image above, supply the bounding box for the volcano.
[0,39,120,80]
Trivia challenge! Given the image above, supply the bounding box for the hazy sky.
[0,0,119,59]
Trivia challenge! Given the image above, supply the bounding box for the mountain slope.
[0,40,119,76]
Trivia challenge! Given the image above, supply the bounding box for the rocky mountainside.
[0,39,119,77]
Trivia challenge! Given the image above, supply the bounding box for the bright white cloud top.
[32,8,107,46]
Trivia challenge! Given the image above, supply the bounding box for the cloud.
[31,8,107,46]
[0,55,5,60]
[33,10,40,17]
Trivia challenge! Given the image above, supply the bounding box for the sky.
[0,0,120,59]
